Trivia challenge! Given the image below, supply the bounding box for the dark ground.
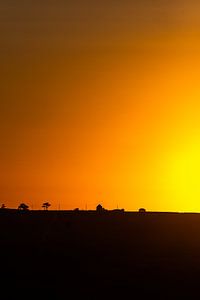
[1,209,200,299]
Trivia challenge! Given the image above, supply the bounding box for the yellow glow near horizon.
[159,138,200,212]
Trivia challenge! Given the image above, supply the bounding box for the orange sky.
[1,1,200,211]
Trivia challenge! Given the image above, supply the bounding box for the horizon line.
[1,208,200,214]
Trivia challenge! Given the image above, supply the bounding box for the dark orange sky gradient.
[1,1,200,211]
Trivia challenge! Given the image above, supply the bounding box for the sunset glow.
[1,1,200,211]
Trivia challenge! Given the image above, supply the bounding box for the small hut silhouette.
[96,204,104,212]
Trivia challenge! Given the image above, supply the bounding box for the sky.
[1,0,200,211]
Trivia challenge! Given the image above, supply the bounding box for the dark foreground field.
[1,210,200,299]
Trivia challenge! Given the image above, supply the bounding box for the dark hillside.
[1,210,200,299]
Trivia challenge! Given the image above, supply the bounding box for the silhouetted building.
[96,204,104,212]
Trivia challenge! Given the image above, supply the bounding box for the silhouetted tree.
[42,202,51,210]
[18,203,29,211]
[0,204,6,209]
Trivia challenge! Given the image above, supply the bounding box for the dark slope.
[1,210,200,299]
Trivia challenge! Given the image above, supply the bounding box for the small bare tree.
[42,202,51,211]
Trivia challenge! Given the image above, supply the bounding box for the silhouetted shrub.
[139,208,146,213]
[18,203,29,211]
